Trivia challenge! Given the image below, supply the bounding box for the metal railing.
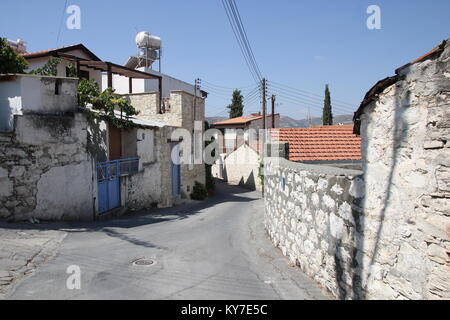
[97,158,140,179]
[119,158,140,176]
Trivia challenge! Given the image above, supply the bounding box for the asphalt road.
[5,182,328,300]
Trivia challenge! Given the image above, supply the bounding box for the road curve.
[6,182,329,300]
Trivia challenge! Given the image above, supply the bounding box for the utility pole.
[271,94,276,129]
[261,78,267,157]
[307,106,312,128]
[192,78,201,169]
[193,78,201,122]
[261,78,267,131]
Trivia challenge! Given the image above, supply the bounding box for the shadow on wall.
[332,78,412,300]
[238,171,256,191]
[87,118,108,163]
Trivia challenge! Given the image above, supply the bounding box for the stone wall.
[264,158,366,299]
[265,40,450,300]
[125,126,173,210]
[0,112,96,221]
[356,39,450,300]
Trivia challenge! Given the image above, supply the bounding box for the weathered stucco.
[0,75,177,221]
[0,112,95,221]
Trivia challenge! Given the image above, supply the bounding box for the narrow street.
[2,182,328,300]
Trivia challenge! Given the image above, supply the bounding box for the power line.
[202,80,255,90]
[272,92,352,116]
[269,88,355,114]
[269,80,357,107]
[56,0,69,46]
[269,84,356,112]
[221,0,263,83]
[228,0,262,79]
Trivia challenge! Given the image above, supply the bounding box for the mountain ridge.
[206,114,354,128]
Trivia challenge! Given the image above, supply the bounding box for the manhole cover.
[132,258,156,267]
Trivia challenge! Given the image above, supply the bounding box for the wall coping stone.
[265,157,363,177]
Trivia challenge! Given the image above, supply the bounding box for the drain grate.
[132,258,156,267]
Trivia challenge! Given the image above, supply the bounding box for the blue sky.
[1,0,449,119]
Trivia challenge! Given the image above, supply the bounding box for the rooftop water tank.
[135,31,162,50]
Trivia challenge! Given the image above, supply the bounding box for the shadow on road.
[0,181,260,236]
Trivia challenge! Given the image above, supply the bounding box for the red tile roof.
[22,44,101,61]
[270,125,362,162]
[213,114,279,126]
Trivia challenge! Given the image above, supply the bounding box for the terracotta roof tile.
[270,125,362,162]
[22,44,101,61]
[213,114,279,126]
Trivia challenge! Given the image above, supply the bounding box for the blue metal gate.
[97,160,121,214]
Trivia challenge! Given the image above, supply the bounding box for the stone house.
[122,90,206,198]
[212,113,280,155]
[212,143,263,192]
[210,114,279,191]
[23,44,104,83]
[264,39,450,300]
[21,42,207,201]
[0,74,176,221]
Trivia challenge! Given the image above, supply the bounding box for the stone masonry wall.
[0,113,95,221]
[357,40,450,299]
[265,40,450,300]
[123,91,206,197]
[264,158,366,299]
[126,126,173,210]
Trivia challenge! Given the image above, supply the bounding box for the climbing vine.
[28,57,61,76]
[78,79,140,129]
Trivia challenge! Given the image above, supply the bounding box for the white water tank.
[135,31,162,50]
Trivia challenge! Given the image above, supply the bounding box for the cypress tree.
[323,84,333,126]
[227,89,244,119]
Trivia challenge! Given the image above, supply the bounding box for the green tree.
[78,79,140,129]
[0,38,28,74]
[323,84,333,126]
[227,89,244,119]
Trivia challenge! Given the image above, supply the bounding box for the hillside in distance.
[206,114,354,128]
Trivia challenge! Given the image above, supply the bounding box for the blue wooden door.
[171,144,181,196]
[97,161,121,214]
